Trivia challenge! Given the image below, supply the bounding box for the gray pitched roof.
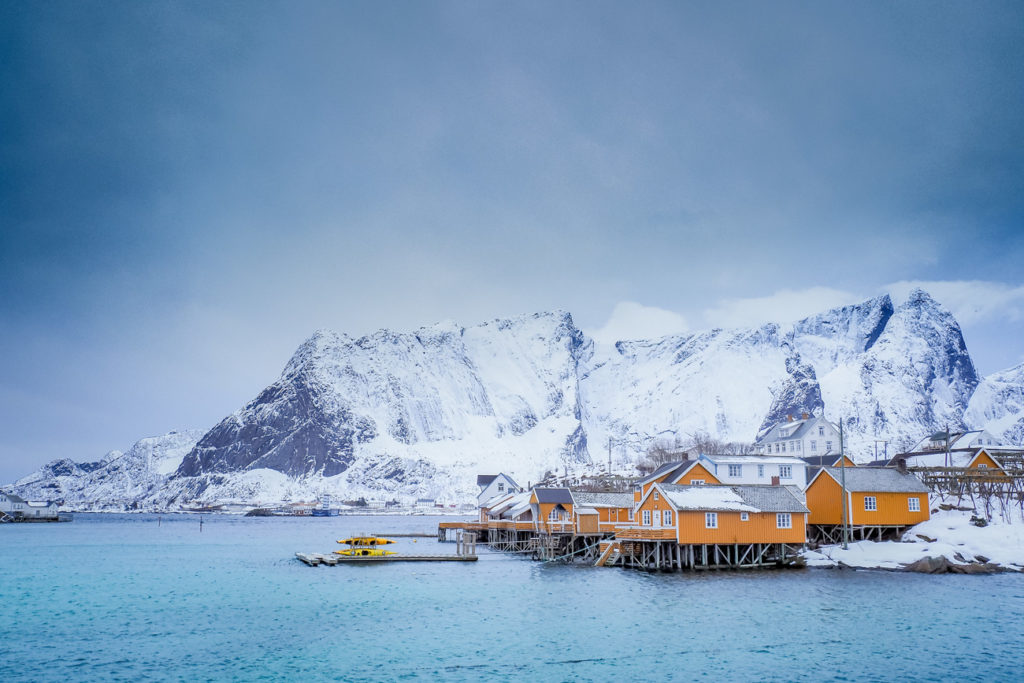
[659,484,809,513]
[477,475,498,488]
[817,467,930,493]
[570,491,633,508]
[533,487,574,504]
[800,455,844,467]
[1,491,26,503]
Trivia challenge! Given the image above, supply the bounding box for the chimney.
[801,412,809,420]
[771,476,780,486]
[787,415,793,422]
[896,458,908,475]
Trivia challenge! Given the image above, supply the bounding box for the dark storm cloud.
[1,1,1022,479]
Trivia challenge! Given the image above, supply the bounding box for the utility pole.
[840,418,849,550]
[944,424,951,468]
[608,437,612,473]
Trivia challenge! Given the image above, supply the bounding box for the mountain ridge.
[6,291,1022,509]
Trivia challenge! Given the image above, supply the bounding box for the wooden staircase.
[595,540,622,567]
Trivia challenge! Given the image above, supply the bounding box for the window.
[740,512,749,521]
[549,508,563,521]
[864,496,877,511]
[779,465,792,479]
[691,479,705,485]
[789,442,795,452]
[654,491,659,500]
[662,510,672,526]
[728,464,742,477]
[810,440,817,452]
[775,444,781,453]
[978,464,988,469]
[826,441,833,451]
[705,512,718,529]
[642,510,651,525]
[777,513,792,529]
[796,441,802,451]
[757,465,764,478]
[908,497,920,512]
[497,483,504,492]
[819,426,825,436]
[628,508,635,521]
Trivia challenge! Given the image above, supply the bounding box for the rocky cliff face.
[7,289,1021,508]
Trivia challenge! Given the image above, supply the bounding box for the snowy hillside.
[9,430,201,510]
[966,362,1024,445]
[5,289,1022,509]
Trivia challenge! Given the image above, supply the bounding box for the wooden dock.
[295,552,478,566]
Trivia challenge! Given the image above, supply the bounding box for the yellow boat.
[337,537,395,546]
[333,548,396,557]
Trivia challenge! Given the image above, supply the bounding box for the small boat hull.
[337,537,395,546]
[333,548,396,557]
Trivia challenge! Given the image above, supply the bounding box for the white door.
[652,510,661,529]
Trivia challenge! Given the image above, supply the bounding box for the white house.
[698,454,810,490]
[757,414,841,458]
[476,473,522,506]
[907,429,1004,453]
[24,501,59,519]
[0,491,27,519]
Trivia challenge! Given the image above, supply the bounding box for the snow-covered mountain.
[6,288,1022,509]
[966,361,1024,445]
[9,430,202,511]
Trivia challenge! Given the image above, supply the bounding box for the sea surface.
[2,513,1022,682]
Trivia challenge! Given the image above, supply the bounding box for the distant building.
[907,429,1004,453]
[757,414,841,459]
[476,473,522,506]
[1,492,57,521]
[699,453,811,490]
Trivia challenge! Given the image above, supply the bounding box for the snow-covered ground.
[804,504,1024,572]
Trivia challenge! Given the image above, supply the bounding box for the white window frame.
[810,440,817,452]
[864,496,877,511]
[757,464,764,478]
[642,509,651,526]
[653,491,659,500]
[908,497,920,512]
[705,512,718,529]
[691,479,705,486]
[628,508,635,521]
[662,510,672,526]
[826,440,833,451]
[728,464,742,477]
[740,512,749,522]
[777,513,792,529]
[819,426,825,436]
[779,465,792,479]
[978,464,988,469]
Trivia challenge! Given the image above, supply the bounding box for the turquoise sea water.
[2,513,1023,682]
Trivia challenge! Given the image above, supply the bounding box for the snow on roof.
[575,507,599,516]
[818,467,930,493]
[481,492,516,512]
[533,487,573,504]
[895,451,1002,469]
[505,492,534,518]
[659,484,809,513]
[2,491,26,503]
[702,454,807,465]
[570,491,633,508]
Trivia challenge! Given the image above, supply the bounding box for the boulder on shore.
[903,556,1003,574]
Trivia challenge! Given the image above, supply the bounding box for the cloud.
[700,287,860,329]
[589,302,690,345]
[883,281,1024,326]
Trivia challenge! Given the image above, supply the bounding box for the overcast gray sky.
[2,1,1023,482]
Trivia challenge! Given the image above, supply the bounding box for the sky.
[2,1,1023,482]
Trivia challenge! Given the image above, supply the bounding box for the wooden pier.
[297,530,478,566]
[295,552,478,566]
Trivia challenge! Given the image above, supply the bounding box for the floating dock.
[295,552,478,566]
